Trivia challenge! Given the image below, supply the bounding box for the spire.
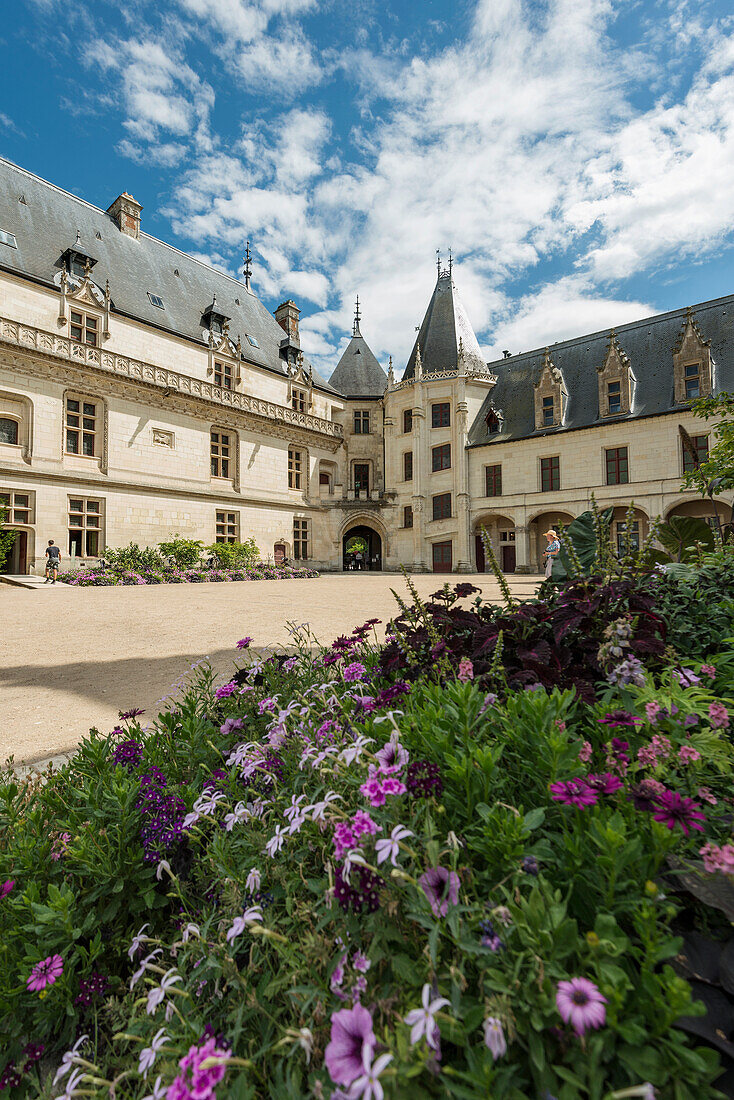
[353,294,361,337]
[242,241,252,290]
[329,309,388,397]
[403,260,486,380]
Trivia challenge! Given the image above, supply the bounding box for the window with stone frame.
[616,520,640,555]
[682,433,709,473]
[0,416,19,446]
[65,396,98,457]
[540,456,560,492]
[293,518,309,560]
[432,443,451,471]
[605,447,629,485]
[288,448,303,489]
[673,309,713,404]
[213,360,233,390]
[403,409,413,433]
[607,381,622,415]
[431,402,450,428]
[353,410,371,434]
[403,451,413,481]
[215,510,239,543]
[210,430,231,478]
[292,388,308,413]
[0,489,33,524]
[534,349,566,430]
[403,505,414,529]
[432,492,452,520]
[69,308,99,347]
[485,464,502,497]
[68,497,103,557]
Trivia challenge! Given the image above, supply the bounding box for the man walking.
[44,539,61,583]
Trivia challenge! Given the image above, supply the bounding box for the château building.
[0,156,730,576]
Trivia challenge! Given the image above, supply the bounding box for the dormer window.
[533,348,567,431]
[60,248,97,279]
[597,331,633,417]
[202,296,230,335]
[673,308,713,403]
[485,407,502,433]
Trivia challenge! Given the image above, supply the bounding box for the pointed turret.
[328,296,388,398]
[403,263,486,380]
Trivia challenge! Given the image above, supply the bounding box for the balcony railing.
[0,315,343,442]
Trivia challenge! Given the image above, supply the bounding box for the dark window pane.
[0,418,18,445]
[82,433,95,456]
[86,531,99,556]
[66,431,79,454]
[67,399,80,412]
[432,403,450,428]
[404,452,413,480]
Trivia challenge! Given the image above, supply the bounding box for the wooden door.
[432,541,453,573]
[475,533,485,573]
[501,544,516,573]
[354,464,370,494]
[274,543,286,565]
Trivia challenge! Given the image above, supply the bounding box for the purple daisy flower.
[419,866,460,917]
[652,791,706,836]
[585,773,623,796]
[549,779,598,808]
[27,954,64,992]
[324,1003,376,1087]
[597,710,641,727]
[556,977,607,1035]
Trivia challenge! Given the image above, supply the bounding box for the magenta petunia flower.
[27,954,64,992]
[419,866,460,918]
[652,791,705,835]
[0,879,14,898]
[597,710,641,727]
[324,1003,376,1087]
[343,662,367,682]
[556,977,607,1035]
[549,779,598,808]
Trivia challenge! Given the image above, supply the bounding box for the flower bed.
[56,563,320,586]
[2,571,734,1097]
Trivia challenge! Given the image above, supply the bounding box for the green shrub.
[157,536,203,569]
[205,538,260,568]
[102,543,165,572]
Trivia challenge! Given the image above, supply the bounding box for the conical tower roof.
[328,298,388,398]
[403,266,487,379]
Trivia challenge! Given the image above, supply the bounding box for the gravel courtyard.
[0,572,540,765]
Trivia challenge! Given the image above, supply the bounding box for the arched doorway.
[665,496,729,533]
[342,525,382,571]
[529,511,575,572]
[1,529,28,574]
[474,514,516,573]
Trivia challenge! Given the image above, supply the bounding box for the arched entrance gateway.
[474,514,517,573]
[342,525,382,571]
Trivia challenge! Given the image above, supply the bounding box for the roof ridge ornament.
[353,294,361,337]
[673,305,711,353]
[243,241,253,290]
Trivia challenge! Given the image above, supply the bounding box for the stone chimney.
[274,299,300,344]
[106,192,143,239]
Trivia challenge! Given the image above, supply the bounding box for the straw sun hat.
[544,529,557,538]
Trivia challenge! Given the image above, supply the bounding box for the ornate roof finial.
[75,230,82,246]
[415,344,422,379]
[243,241,253,290]
[436,248,441,277]
[388,355,395,387]
[353,293,361,337]
[448,247,453,276]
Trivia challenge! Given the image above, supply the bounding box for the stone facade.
[0,159,730,576]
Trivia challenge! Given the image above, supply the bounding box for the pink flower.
[675,668,700,687]
[324,1003,376,1087]
[709,702,730,729]
[585,772,623,796]
[678,745,701,764]
[549,779,598,808]
[697,786,718,806]
[27,954,64,992]
[351,811,381,839]
[650,734,671,759]
[556,977,607,1036]
[457,658,474,683]
[700,842,734,875]
[359,776,386,808]
[645,701,662,723]
[353,951,371,973]
[578,741,593,764]
[0,879,14,898]
[419,866,460,918]
[700,664,716,679]
[167,1036,230,1100]
[343,662,367,682]
[653,791,705,836]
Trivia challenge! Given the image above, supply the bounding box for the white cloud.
[231,28,324,94]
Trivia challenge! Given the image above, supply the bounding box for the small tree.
[681,394,734,528]
[157,536,203,569]
[0,500,17,571]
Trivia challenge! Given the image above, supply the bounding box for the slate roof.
[468,293,734,447]
[328,321,388,398]
[0,156,338,394]
[403,269,488,379]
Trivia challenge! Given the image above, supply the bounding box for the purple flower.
[627,779,666,812]
[549,779,598,808]
[27,954,63,992]
[597,710,642,727]
[404,983,450,1050]
[652,791,706,836]
[375,738,408,771]
[406,759,443,800]
[0,879,14,898]
[334,864,381,914]
[324,1003,376,1087]
[675,668,701,687]
[585,773,623,796]
[236,637,253,649]
[214,682,238,700]
[167,1036,230,1100]
[120,707,145,720]
[343,662,367,682]
[220,718,243,735]
[483,1017,507,1060]
[113,740,144,771]
[419,866,460,918]
[556,977,606,1036]
[521,855,539,875]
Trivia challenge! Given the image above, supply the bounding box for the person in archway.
[44,539,61,583]
[543,529,560,579]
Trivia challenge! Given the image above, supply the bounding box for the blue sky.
[3,0,734,377]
